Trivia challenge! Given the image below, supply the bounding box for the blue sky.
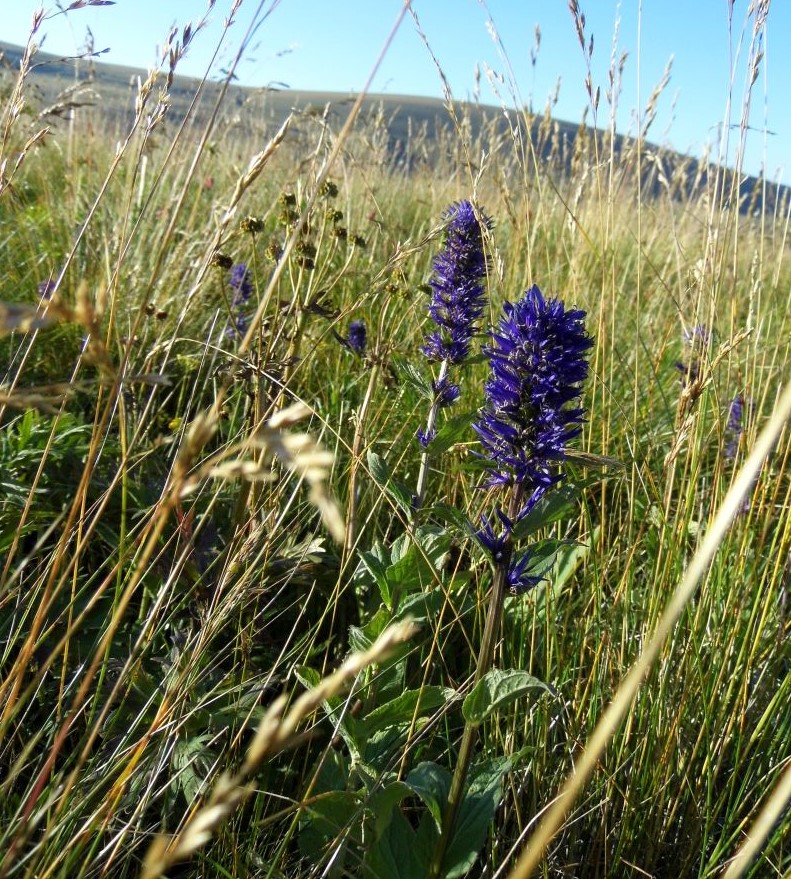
[4,1,786,180]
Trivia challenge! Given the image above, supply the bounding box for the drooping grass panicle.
[675,323,711,386]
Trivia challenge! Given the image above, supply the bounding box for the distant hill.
[1,39,787,217]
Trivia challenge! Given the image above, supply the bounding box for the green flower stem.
[414,359,449,510]
[430,487,522,878]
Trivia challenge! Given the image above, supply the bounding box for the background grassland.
[0,5,789,879]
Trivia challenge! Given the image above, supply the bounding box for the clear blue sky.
[3,1,787,180]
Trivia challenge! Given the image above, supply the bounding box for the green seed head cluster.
[240,216,264,235]
[210,252,233,269]
[320,179,339,198]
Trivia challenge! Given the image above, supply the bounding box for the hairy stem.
[430,486,522,877]
[414,359,449,509]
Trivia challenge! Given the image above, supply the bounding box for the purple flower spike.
[725,394,754,461]
[348,319,367,355]
[421,200,491,367]
[229,263,253,304]
[474,285,593,513]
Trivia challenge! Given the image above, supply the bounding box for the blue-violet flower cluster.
[725,393,754,461]
[347,319,367,355]
[226,262,253,337]
[421,200,490,375]
[474,285,593,592]
[416,201,490,453]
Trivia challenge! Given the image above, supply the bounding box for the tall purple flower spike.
[473,285,593,592]
[420,200,491,404]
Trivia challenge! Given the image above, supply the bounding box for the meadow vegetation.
[0,2,789,877]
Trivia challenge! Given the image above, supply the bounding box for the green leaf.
[386,545,435,595]
[348,606,391,652]
[462,668,553,725]
[391,356,435,401]
[366,781,412,841]
[405,761,451,830]
[511,479,597,539]
[422,502,470,532]
[172,734,212,804]
[367,449,391,485]
[367,450,413,516]
[294,666,365,761]
[553,529,595,592]
[390,532,411,564]
[513,538,579,581]
[443,758,510,878]
[394,588,445,624]
[364,686,452,735]
[429,412,476,455]
[362,806,435,879]
[298,790,361,860]
[359,549,391,606]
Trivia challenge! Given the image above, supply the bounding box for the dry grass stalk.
[140,620,418,879]
[506,377,791,879]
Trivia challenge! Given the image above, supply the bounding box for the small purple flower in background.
[38,278,57,299]
[725,394,755,463]
[229,262,253,305]
[227,313,249,338]
[347,319,367,355]
[226,263,253,338]
[725,394,745,459]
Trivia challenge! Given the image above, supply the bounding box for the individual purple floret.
[229,262,253,304]
[421,200,491,371]
[416,426,436,449]
[474,285,593,512]
[433,373,460,408]
[474,511,510,562]
[507,552,543,595]
[347,319,367,355]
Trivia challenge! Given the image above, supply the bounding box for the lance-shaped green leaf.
[462,668,554,725]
